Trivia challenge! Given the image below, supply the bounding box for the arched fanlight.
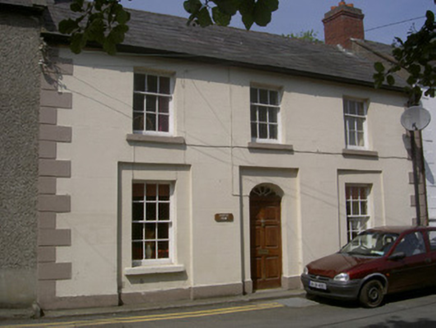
[251,185,278,197]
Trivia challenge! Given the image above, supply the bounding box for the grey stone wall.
[0,8,41,308]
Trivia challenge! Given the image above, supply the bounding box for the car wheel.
[359,280,384,308]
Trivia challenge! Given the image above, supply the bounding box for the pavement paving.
[0,288,306,321]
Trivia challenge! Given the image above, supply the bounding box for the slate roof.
[0,0,47,10]
[42,2,406,91]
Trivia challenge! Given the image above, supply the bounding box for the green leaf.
[212,6,232,26]
[407,75,417,86]
[239,0,255,29]
[373,72,384,89]
[386,75,395,86]
[70,33,87,54]
[409,64,421,76]
[374,62,385,73]
[253,0,273,26]
[59,18,79,34]
[108,25,128,44]
[212,0,240,16]
[196,7,213,27]
[184,0,202,14]
[261,0,279,11]
[84,18,105,43]
[425,10,435,29]
[70,0,84,12]
[115,8,130,25]
[103,38,117,56]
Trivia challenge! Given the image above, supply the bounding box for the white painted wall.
[54,48,414,298]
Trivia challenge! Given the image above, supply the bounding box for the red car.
[301,226,436,307]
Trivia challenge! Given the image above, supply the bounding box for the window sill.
[126,134,186,145]
[342,149,379,158]
[248,142,294,152]
[125,264,185,276]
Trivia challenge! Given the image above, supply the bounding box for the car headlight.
[303,266,309,275]
[333,273,349,282]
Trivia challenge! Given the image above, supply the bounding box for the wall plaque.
[215,213,234,222]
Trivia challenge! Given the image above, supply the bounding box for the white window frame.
[250,87,281,143]
[343,98,368,150]
[345,185,371,242]
[131,182,174,267]
[133,73,173,136]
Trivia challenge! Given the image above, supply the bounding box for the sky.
[119,0,435,45]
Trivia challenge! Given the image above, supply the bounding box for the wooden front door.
[250,191,282,290]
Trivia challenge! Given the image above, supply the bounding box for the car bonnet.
[307,252,375,278]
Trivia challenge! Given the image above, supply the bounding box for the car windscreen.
[340,232,399,257]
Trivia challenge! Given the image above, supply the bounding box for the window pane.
[158,223,169,239]
[134,74,145,92]
[145,223,156,239]
[158,241,169,259]
[395,232,426,257]
[159,184,170,198]
[250,106,257,121]
[348,132,356,146]
[132,184,144,198]
[259,89,268,104]
[251,123,257,138]
[132,202,144,221]
[158,114,169,132]
[146,184,157,198]
[259,123,268,139]
[356,102,365,116]
[158,97,169,114]
[146,95,157,112]
[270,124,278,139]
[269,108,278,123]
[159,77,170,94]
[132,223,143,240]
[132,242,143,260]
[258,108,267,122]
[269,91,278,105]
[428,231,436,250]
[250,88,258,103]
[133,113,144,131]
[147,75,158,93]
[357,132,364,146]
[159,203,170,221]
[133,94,144,112]
[145,242,155,259]
[352,201,360,215]
[146,202,156,221]
[348,101,357,115]
[361,200,367,215]
[356,119,364,131]
[146,113,156,131]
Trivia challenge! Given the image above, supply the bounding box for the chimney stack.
[323,1,364,49]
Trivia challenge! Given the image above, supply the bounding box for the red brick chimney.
[323,1,364,49]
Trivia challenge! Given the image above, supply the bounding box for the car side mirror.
[389,252,406,261]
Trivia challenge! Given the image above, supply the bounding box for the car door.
[385,231,431,292]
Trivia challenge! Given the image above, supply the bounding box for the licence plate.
[309,280,327,290]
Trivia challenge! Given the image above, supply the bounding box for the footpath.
[0,289,305,322]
